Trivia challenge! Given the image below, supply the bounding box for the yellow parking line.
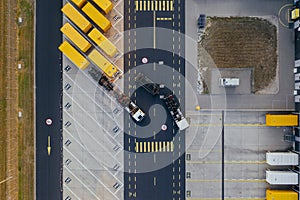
[170,0,173,11]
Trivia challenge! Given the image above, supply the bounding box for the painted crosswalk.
[135,141,174,153]
[135,0,174,12]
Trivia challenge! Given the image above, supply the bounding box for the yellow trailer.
[60,23,91,52]
[59,41,90,70]
[88,49,119,78]
[92,0,113,14]
[88,28,117,57]
[61,3,92,33]
[82,2,111,32]
[266,189,298,200]
[71,0,86,8]
[292,8,299,20]
[266,114,298,126]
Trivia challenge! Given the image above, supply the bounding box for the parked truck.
[88,49,121,79]
[89,68,145,122]
[219,78,239,87]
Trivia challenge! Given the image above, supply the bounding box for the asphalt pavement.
[124,0,186,199]
[35,0,62,199]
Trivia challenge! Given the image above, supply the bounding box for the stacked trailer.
[59,41,90,70]
[88,28,117,57]
[61,3,92,33]
[82,2,111,32]
[92,0,113,14]
[88,68,145,122]
[60,23,91,52]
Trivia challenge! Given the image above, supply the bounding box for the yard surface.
[0,0,34,199]
[199,17,277,93]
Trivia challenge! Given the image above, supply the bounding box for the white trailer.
[266,171,298,185]
[266,152,299,166]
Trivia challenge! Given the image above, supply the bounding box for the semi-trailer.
[88,68,145,122]
[162,94,189,131]
[61,3,92,33]
[60,23,91,52]
[88,49,121,79]
[92,0,113,14]
[88,28,117,57]
[71,0,86,8]
[82,2,111,32]
[266,114,298,126]
[135,72,160,95]
[59,41,90,69]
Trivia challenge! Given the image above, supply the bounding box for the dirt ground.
[199,17,277,93]
[0,0,34,199]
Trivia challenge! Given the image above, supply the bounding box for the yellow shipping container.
[266,114,298,126]
[60,23,91,52]
[88,28,117,57]
[59,41,90,69]
[71,0,86,8]
[266,189,298,200]
[92,0,113,14]
[61,3,92,33]
[88,49,119,78]
[82,2,111,32]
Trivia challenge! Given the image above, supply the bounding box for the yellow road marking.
[163,141,166,152]
[166,0,169,10]
[135,0,138,11]
[148,141,151,152]
[166,141,170,152]
[155,0,158,11]
[170,141,174,152]
[135,142,138,152]
[186,179,266,183]
[152,142,154,152]
[170,0,173,11]
[163,0,165,11]
[155,141,158,152]
[159,0,162,11]
[144,0,146,11]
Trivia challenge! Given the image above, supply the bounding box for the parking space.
[185,111,292,199]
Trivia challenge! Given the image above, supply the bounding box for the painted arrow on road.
[47,136,51,156]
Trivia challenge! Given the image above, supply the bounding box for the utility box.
[266,152,298,166]
[219,78,239,87]
[266,171,298,185]
[266,189,298,200]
